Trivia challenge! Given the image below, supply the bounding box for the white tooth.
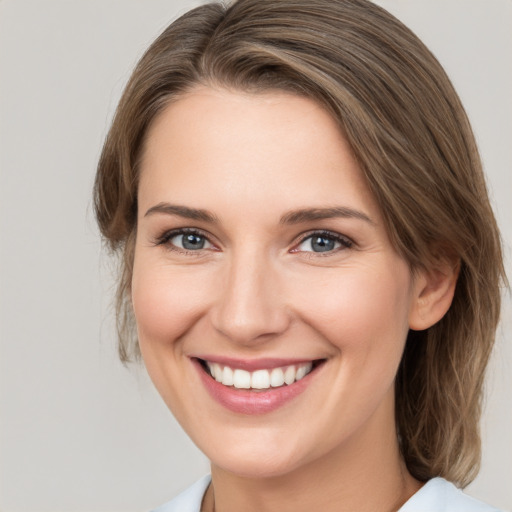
[270,367,285,387]
[284,366,296,385]
[251,369,271,389]
[222,366,234,386]
[213,363,223,382]
[296,362,313,381]
[206,361,214,377]
[233,369,251,389]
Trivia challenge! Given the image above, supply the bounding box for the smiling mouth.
[197,359,324,391]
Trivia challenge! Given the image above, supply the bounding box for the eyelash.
[153,228,213,255]
[153,228,354,255]
[294,230,354,256]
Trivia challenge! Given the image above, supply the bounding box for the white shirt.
[151,475,504,512]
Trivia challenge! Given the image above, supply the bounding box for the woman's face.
[132,87,425,478]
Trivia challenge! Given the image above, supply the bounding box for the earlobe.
[408,259,460,331]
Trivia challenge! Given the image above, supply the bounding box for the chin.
[204,435,306,479]
[212,454,302,479]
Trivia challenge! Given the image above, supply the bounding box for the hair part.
[94,0,506,487]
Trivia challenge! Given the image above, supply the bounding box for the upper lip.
[192,355,322,371]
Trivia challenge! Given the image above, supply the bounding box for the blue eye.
[297,232,352,253]
[170,232,212,250]
[155,229,214,252]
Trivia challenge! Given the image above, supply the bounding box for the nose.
[210,249,291,346]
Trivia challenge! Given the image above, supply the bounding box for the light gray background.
[0,1,510,511]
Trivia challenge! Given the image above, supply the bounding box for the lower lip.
[193,359,320,415]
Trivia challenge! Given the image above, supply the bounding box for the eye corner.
[291,230,354,256]
[152,227,219,254]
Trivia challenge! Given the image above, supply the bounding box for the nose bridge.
[212,245,289,344]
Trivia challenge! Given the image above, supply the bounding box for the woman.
[94,0,506,510]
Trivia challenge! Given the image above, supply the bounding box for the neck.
[202,395,422,512]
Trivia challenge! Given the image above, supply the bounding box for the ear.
[408,259,460,331]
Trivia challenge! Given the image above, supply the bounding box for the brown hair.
[94,0,506,488]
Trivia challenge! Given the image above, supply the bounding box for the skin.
[132,86,457,512]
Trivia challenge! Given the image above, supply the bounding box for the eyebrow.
[144,203,373,226]
[279,207,374,225]
[144,203,218,223]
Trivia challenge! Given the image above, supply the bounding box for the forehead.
[138,86,380,223]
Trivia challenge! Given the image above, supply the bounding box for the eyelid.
[152,227,353,255]
[153,227,218,253]
[291,229,354,254]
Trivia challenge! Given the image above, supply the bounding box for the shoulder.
[150,475,211,512]
[399,477,504,512]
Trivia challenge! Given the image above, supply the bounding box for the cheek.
[131,262,212,350]
[293,264,413,359]
[130,259,217,419]
[291,265,413,433]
